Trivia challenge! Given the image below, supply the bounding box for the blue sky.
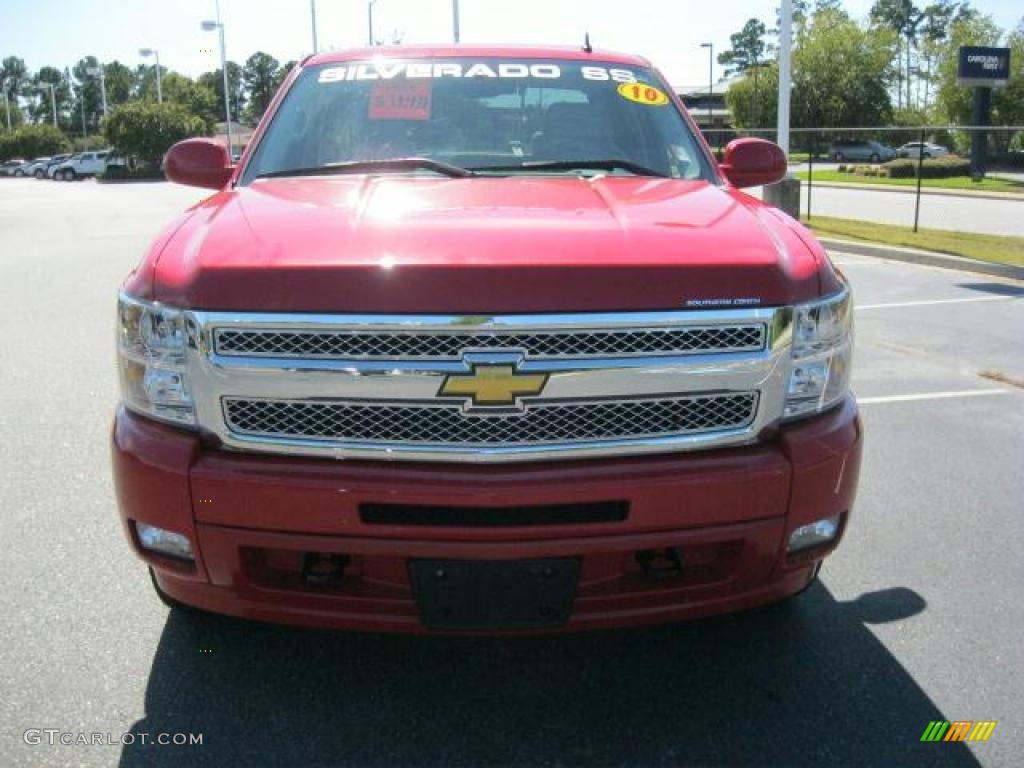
[2,0,1021,87]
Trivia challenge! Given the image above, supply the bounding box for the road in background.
[1,180,1022,767]
[752,181,1024,236]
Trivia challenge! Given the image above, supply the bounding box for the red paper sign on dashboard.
[368,80,432,120]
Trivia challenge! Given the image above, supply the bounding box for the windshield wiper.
[256,157,475,179]
[470,159,668,177]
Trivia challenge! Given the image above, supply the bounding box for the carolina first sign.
[957,46,1011,87]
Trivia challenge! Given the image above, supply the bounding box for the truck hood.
[150,175,826,312]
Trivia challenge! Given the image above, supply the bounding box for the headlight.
[784,284,853,420]
[117,292,195,426]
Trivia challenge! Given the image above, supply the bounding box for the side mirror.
[719,138,787,188]
[163,138,234,189]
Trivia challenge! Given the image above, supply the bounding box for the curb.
[818,237,1024,281]
[802,180,1022,202]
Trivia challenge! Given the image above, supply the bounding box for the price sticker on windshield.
[369,80,432,120]
[617,82,669,106]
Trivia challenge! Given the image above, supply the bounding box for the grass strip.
[806,215,1024,267]
[795,170,1024,194]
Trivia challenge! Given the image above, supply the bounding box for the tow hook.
[636,547,684,577]
[301,553,350,584]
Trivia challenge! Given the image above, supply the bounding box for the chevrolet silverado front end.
[112,46,861,633]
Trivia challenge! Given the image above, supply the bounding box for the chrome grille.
[223,393,759,446]
[214,325,766,359]
[190,307,790,463]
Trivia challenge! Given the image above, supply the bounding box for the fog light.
[787,515,841,553]
[135,522,194,560]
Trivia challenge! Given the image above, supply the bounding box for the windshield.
[242,58,711,183]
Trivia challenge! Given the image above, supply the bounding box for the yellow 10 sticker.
[617,82,670,106]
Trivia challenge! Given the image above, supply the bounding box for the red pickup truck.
[112,46,861,633]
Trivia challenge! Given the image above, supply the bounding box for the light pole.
[86,63,108,120]
[310,0,318,52]
[40,83,57,128]
[138,48,162,103]
[752,62,759,128]
[777,0,793,158]
[452,0,460,43]
[2,90,11,131]
[79,85,87,138]
[368,0,377,46]
[700,42,713,131]
[202,13,233,158]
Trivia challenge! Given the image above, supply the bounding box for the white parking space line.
[856,296,1017,311]
[858,389,1012,405]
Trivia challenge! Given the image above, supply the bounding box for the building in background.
[213,120,255,156]
[676,82,735,151]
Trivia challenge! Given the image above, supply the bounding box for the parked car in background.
[16,157,51,177]
[828,140,896,163]
[48,154,81,178]
[0,158,27,176]
[40,154,74,178]
[52,150,111,180]
[896,141,950,159]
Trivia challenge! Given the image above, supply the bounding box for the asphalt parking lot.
[0,179,1021,768]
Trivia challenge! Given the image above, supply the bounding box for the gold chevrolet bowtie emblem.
[439,364,548,407]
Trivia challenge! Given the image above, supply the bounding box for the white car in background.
[896,141,950,159]
[52,150,111,180]
[42,154,75,178]
[15,157,50,177]
[0,158,28,176]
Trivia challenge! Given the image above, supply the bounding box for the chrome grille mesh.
[214,325,766,359]
[222,393,759,446]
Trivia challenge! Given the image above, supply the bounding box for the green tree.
[786,0,844,27]
[0,58,28,131]
[871,0,925,109]
[792,7,896,129]
[2,56,30,103]
[996,20,1024,131]
[724,62,779,129]
[718,19,770,76]
[727,7,897,134]
[72,134,105,151]
[103,101,208,166]
[718,18,773,127]
[0,124,69,161]
[273,60,298,91]
[160,73,218,130]
[71,56,105,134]
[242,51,280,123]
[918,1,958,109]
[198,62,245,125]
[102,61,136,108]
[0,101,26,131]
[30,66,72,130]
[133,63,169,102]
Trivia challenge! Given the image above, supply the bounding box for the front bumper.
[111,396,862,634]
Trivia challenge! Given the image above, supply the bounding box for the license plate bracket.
[409,558,580,630]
